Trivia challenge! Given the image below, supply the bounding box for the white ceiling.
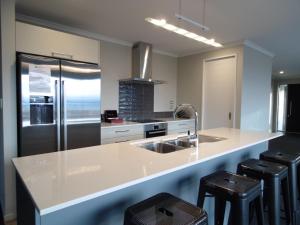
[16,0,300,77]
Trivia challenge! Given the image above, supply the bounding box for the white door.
[202,56,237,129]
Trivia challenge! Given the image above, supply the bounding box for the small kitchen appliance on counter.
[103,110,123,123]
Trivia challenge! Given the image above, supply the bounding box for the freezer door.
[17,53,61,156]
[60,60,101,150]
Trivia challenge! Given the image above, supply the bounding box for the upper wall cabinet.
[153,53,177,112]
[16,22,100,64]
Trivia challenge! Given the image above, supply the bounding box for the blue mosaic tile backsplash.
[119,80,154,120]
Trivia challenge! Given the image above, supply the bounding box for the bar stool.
[237,158,290,225]
[260,151,300,225]
[197,171,264,225]
[124,193,208,225]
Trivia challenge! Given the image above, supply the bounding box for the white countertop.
[12,128,282,215]
[101,118,193,128]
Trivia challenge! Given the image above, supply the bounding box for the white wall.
[177,46,244,128]
[1,0,17,220]
[240,46,273,131]
[100,40,178,113]
[177,45,273,131]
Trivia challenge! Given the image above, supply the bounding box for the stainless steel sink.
[197,135,227,143]
[138,135,227,154]
[141,142,184,154]
[167,135,226,145]
[166,138,197,148]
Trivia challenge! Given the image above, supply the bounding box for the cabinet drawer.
[168,120,194,131]
[101,125,143,139]
[168,129,192,135]
[101,134,143,145]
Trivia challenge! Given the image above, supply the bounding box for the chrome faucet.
[173,104,198,140]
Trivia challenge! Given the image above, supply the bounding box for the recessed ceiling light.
[145,18,223,48]
[279,70,285,74]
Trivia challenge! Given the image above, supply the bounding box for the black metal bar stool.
[124,193,208,225]
[237,158,290,225]
[260,151,300,225]
[197,171,264,225]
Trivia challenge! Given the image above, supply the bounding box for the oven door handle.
[147,130,166,135]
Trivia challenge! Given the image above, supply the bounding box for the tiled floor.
[269,133,300,154]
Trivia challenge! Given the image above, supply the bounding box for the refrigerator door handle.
[55,80,61,151]
[289,101,293,117]
[62,80,68,150]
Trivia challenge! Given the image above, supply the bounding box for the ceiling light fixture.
[279,70,285,74]
[145,18,222,48]
[175,14,210,32]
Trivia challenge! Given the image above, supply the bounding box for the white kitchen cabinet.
[16,22,100,64]
[101,124,144,144]
[167,119,195,135]
[101,134,144,144]
[153,53,177,112]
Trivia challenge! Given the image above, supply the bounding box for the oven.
[144,123,168,138]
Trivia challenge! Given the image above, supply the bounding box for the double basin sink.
[138,135,227,154]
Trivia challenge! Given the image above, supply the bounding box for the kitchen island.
[13,128,281,225]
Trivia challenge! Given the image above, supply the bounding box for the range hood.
[120,42,165,84]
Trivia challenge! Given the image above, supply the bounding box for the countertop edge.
[101,118,194,128]
[34,132,282,215]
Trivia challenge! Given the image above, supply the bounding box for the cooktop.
[130,119,164,123]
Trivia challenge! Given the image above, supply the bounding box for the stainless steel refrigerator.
[17,53,101,156]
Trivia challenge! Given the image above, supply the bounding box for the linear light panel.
[145,18,222,48]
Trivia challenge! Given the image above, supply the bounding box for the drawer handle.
[115,140,129,143]
[115,130,130,133]
[52,52,73,59]
[148,130,166,135]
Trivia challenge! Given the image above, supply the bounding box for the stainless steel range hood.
[120,42,165,84]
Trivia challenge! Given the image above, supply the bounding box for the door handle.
[148,130,166,135]
[52,52,73,60]
[55,80,61,151]
[288,101,293,117]
[115,140,129,143]
[229,112,232,120]
[62,80,67,150]
[115,130,130,133]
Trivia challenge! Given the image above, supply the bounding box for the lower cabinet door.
[168,120,194,135]
[168,129,192,135]
[101,125,143,139]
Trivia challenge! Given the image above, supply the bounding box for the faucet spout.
[173,104,198,139]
